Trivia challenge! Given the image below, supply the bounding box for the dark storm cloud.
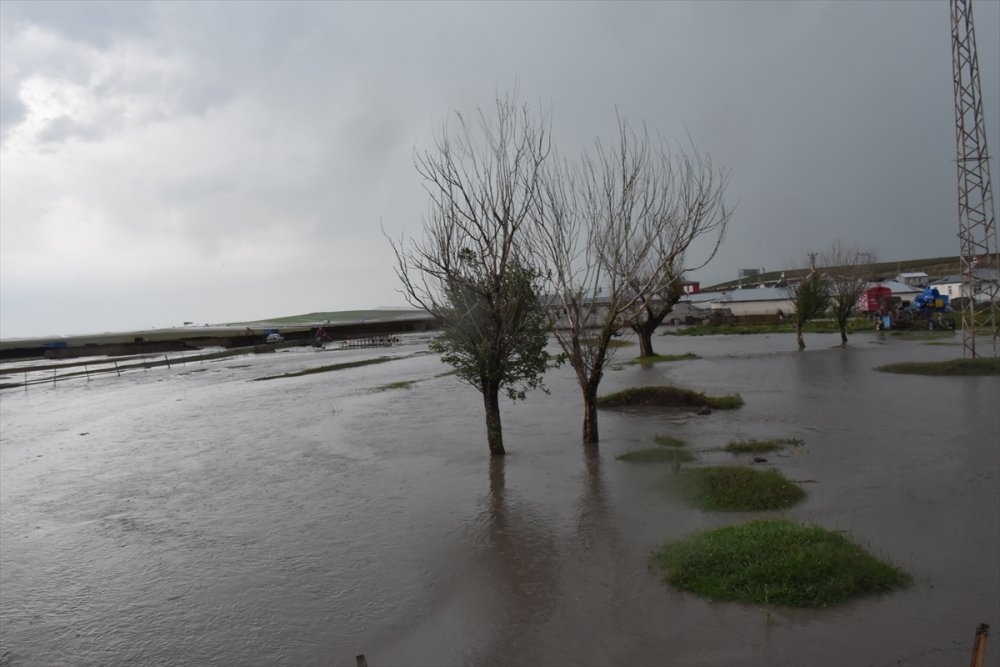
[0,0,997,337]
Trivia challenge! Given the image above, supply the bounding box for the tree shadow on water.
[465,457,561,665]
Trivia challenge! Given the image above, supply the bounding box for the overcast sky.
[1,1,998,338]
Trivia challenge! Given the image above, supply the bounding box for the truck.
[876,287,954,330]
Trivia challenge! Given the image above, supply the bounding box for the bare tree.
[629,145,730,357]
[532,120,678,444]
[389,95,552,457]
[820,241,877,344]
[791,270,831,350]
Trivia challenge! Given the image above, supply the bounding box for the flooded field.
[1,332,998,666]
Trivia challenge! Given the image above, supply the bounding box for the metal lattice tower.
[951,0,999,358]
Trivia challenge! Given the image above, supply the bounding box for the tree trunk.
[636,324,656,357]
[796,323,806,350]
[583,382,600,444]
[483,380,505,456]
[632,313,664,358]
[838,321,848,345]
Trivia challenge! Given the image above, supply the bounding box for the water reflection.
[575,444,610,547]
[467,457,559,666]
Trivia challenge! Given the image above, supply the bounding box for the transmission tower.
[951,0,999,358]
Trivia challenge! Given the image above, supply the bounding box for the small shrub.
[678,466,804,511]
[617,448,695,464]
[651,519,912,607]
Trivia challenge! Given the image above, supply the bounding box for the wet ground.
[1,331,998,666]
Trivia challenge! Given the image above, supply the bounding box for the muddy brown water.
[1,332,997,666]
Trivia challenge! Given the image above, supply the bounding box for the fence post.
[971,623,989,667]
[52,369,56,387]
[85,365,90,381]
[24,372,27,392]
[114,361,121,377]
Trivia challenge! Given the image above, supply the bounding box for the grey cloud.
[35,114,106,143]
[1,0,997,337]
[0,0,153,48]
[0,87,26,141]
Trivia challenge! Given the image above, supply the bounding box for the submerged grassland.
[597,386,743,410]
[653,434,687,448]
[677,466,804,511]
[725,437,803,454]
[616,448,695,463]
[253,356,395,381]
[624,353,700,366]
[876,357,1000,376]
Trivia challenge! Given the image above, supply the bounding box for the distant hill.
[225,309,423,326]
[703,254,981,291]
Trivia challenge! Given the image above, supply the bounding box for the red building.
[859,285,892,313]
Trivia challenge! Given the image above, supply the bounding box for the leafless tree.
[820,241,878,344]
[389,94,552,457]
[531,120,679,444]
[629,145,730,357]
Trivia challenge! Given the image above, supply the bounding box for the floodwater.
[1,332,997,667]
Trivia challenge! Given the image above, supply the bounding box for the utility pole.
[951,0,999,357]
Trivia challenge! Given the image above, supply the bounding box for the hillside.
[224,309,422,326]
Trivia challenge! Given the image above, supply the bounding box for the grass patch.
[875,357,1000,376]
[678,466,804,511]
[725,437,803,454]
[654,434,687,448]
[616,448,695,464]
[597,386,743,410]
[651,519,912,607]
[626,353,700,366]
[254,356,394,381]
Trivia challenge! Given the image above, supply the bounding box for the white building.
[896,272,929,287]
[682,286,795,318]
[930,268,1000,303]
